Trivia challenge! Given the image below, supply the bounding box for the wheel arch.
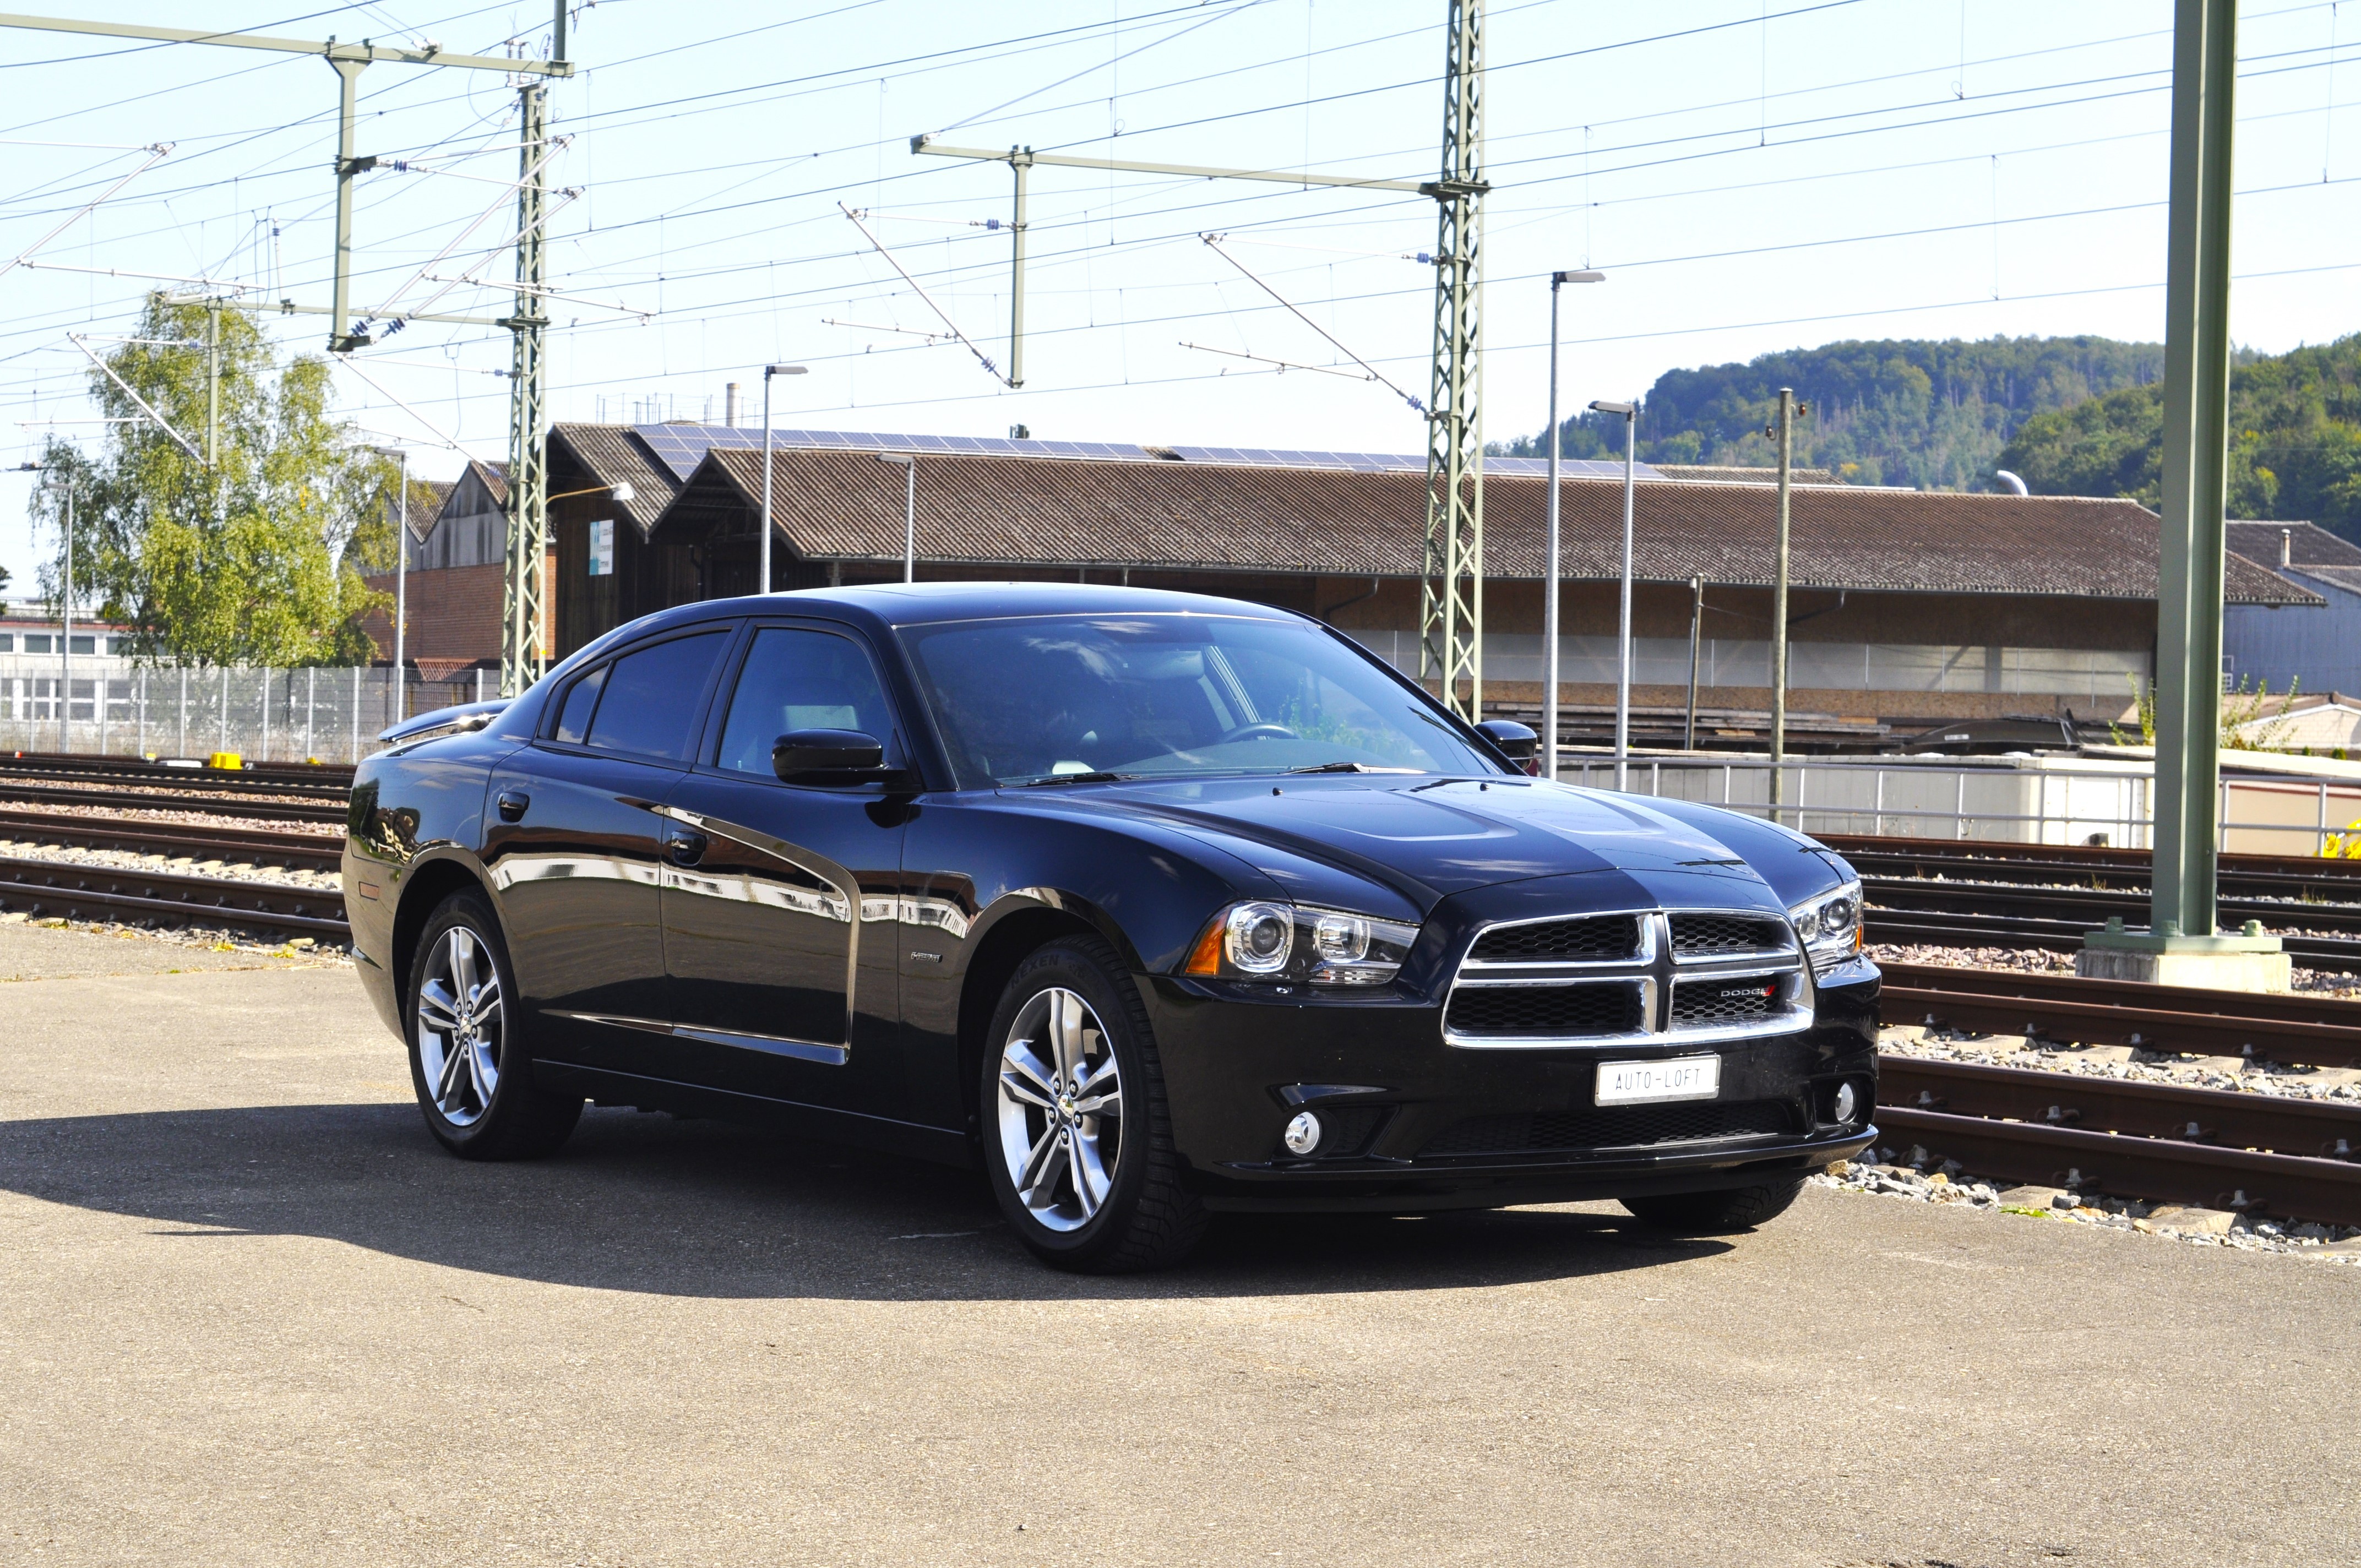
[954,894,1140,1131]
[390,852,499,1007]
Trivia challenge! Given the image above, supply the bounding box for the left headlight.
[1789,879,1863,972]
[1182,901,1421,987]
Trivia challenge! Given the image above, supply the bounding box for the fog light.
[1832,1081,1859,1124]
[1283,1110,1323,1156]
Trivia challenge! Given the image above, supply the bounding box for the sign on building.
[589,518,614,577]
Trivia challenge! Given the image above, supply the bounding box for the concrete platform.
[0,924,2355,1566]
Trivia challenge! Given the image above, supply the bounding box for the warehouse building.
[363,422,2321,738]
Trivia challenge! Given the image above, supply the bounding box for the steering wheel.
[1216,722,1299,745]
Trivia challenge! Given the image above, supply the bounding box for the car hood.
[1027,774,1829,913]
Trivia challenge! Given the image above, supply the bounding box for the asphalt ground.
[0,924,2354,1568]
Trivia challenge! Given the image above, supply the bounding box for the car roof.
[625,580,1317,635]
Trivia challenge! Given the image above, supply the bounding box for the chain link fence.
[0,656,494,761]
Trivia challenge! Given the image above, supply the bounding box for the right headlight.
[1788,879,1863,972]
[1182,901,1421,987]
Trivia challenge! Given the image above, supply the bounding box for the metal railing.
[1561,753,2361,858]
[0,660,492,762]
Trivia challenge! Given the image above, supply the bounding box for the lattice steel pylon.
[500,80,552,698]
[1418,0,1488,720]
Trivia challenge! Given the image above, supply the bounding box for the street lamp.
[1588,397,1639,792]
[15,460,72,752]
[874,453,916,582]
[1543,269,1603,781]
[759,363,808,594]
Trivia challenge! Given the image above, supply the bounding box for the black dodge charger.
[344,583,1878,1271]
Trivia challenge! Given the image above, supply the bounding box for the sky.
[1,0,2357,596]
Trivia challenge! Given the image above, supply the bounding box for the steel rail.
[1817,831,2361,884]
[0,756,352,798]
[0,780,348,824]
[1863,875,2361,936]
[1864,907,2361,974]
[1879,1055,2361,1161]
[0,856,348,939]
[1842,845,2361,902]
[1872,1103,2361,1228]
[1878,966,2361,1070]
[0,808,342,872]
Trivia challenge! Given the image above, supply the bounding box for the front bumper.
[1141,956,1879,1212]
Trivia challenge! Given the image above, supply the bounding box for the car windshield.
[900,612,1499,787]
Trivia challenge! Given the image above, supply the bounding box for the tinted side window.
[552,665,605,744]
[716,628,895,776]
[583,630,730,762]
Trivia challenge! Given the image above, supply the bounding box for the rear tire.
[1620,1176,1806,1235]
[405,890,582,1161]
[980,935,1207,1273]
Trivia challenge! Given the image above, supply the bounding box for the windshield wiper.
[1283,761,1421,775]
[1017,770,1136,787]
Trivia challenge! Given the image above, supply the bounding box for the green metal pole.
[1769,388,1793,825]
[2151,0,2239,939]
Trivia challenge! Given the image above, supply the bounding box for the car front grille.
[1446,907,1810,1048]
[1444,982,1643,1039]
[1467,914,1642,963]
[1668,912,1789,956]
[1419,1099,1797,1157]
[1670,974,1782,1027]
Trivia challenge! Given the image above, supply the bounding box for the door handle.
[496,789,530,823]
[665,829,708,868]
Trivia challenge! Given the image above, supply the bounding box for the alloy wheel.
[416,925,503,1127]
[994,986,1123,1232]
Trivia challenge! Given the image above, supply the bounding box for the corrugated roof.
[661,447,2320,606]
[2228,519,2361,598]
[549,423,682,538]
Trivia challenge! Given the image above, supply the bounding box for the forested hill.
[1998,334,2361,542]
[1503,335,2164,492]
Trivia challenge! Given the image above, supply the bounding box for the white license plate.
[1596,1054,1721,1106]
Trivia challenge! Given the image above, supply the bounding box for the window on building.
[22,634,52,654]
[107,635,134,655]
[67,635,95,655]
[0,634,13,652]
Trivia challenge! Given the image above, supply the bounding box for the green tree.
[1999,333,2361,542]
[29,295,390,666]
[1499,334,2168,491]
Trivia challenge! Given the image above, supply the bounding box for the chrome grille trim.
[1444,908,1813,1049]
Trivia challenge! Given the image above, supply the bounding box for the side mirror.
[1475,718,1542,776]
[773,728,886,783]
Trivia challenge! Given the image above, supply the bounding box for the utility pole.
[501,73,551,696]
[1766,388,1805,824]
[1541,267,1603,781]
[0,9,575,698]
[1419,0,1488,721]
[1685,575,1705,752]
[60,482,73,753]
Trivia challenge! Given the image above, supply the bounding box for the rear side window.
[552,666,605,744]
[583,630,730,762]
[715,628,895,775]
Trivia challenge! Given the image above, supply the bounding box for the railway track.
[1,749,354,795]
[0,855,348,940]
[0,808,341,872]
[1864,906,2361,973]
[0,778,350,824]
[1870,962,2361,1226]
[1826,832,2361,903]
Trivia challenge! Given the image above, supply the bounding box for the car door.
[482,622,736,1076]
[656,621,913,1112]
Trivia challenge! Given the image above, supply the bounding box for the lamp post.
[1542,269,1604,782]
[1588,398,1639,791]
[874,453,917,581]
[759,363,808,594]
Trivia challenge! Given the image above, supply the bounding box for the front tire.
[1620,1177,1807,1235]
[981,936,1207,1272]
[405,890,582,1161]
